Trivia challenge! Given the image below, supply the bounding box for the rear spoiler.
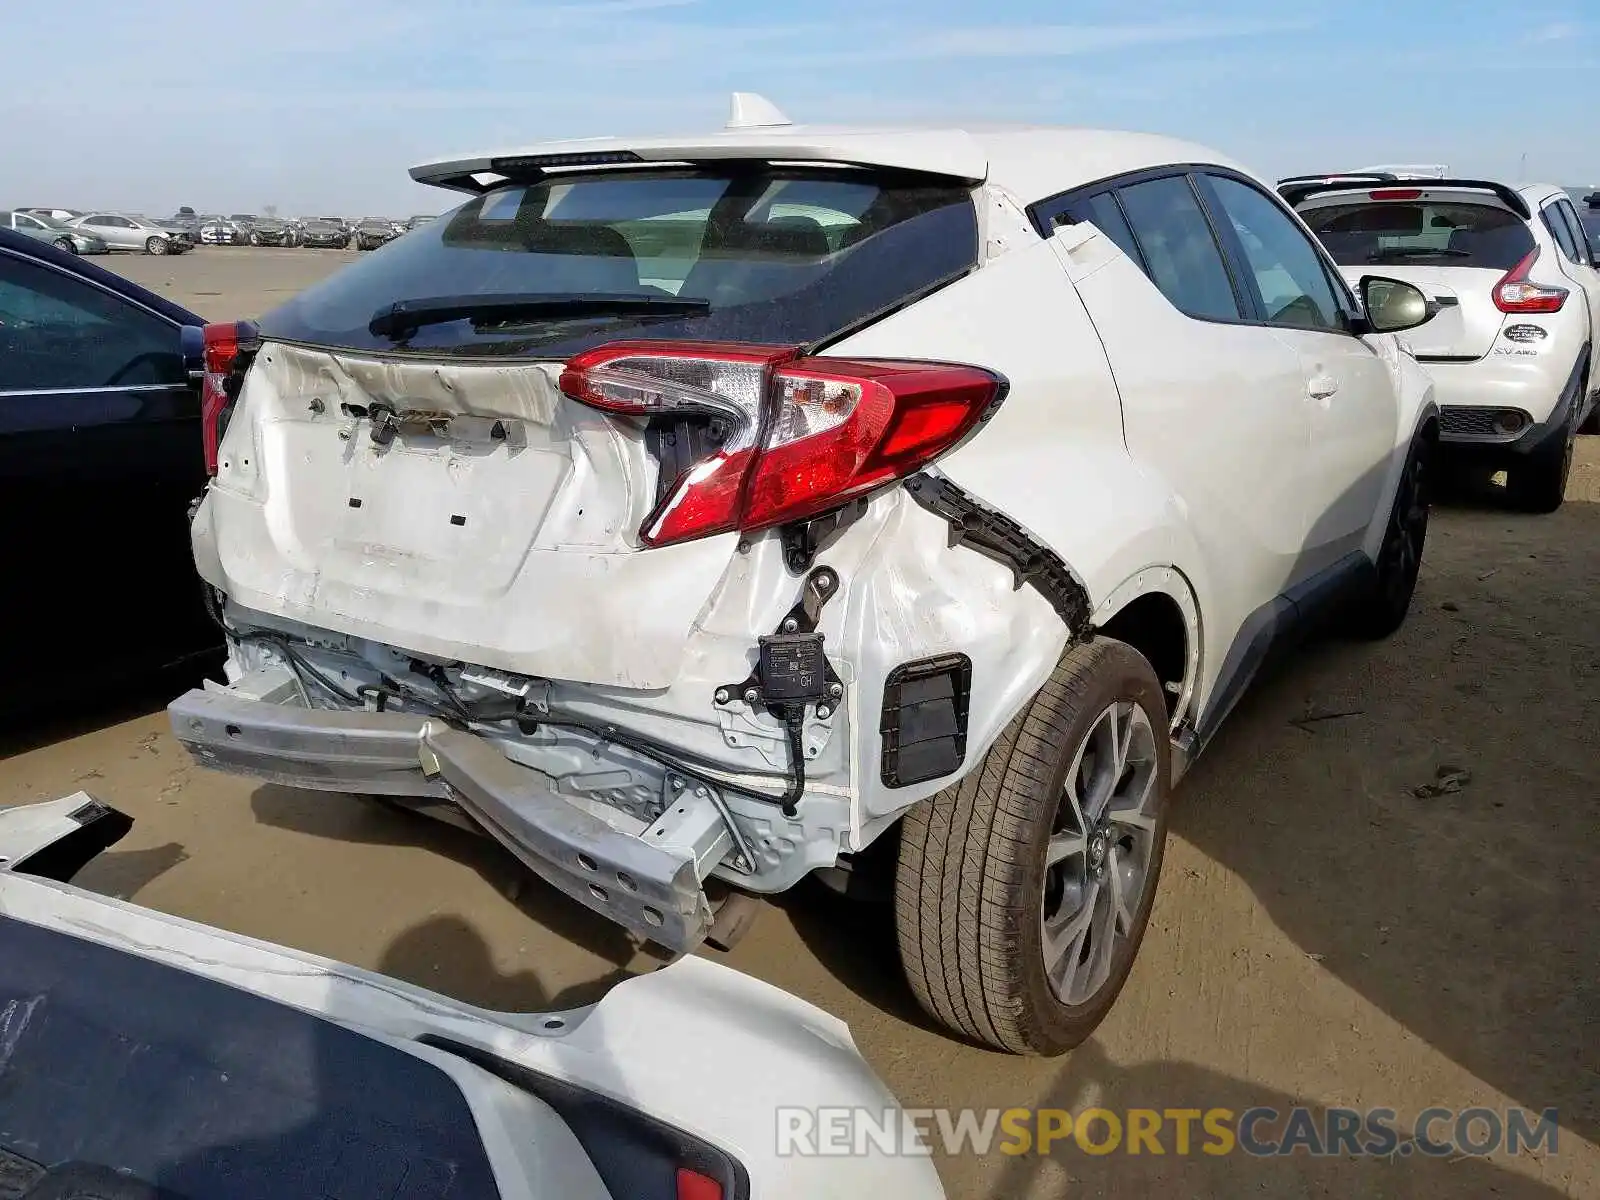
[1277,178,1531,221]
[1277,172,1399,188]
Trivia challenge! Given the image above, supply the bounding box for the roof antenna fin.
[726,92,791,130]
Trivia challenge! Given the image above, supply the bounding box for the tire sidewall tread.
[896,637,1172,1055]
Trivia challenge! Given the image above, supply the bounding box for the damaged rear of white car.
[171,118,1438,1056]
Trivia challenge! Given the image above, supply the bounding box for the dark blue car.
[0,229,219,706]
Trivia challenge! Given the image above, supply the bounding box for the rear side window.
[1302,201,1534,270]
[257,168,979,357]
[1080,192,1144,265]
[1542,204,1583,263]
[1115,175,1243,321]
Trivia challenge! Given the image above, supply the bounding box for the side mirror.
[1359,276,1438,333]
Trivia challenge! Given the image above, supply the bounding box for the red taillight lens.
[744,359,1001,532]
[1493,247,1568,314]
[675,1167,723,1200]
[559,342,1004,546]
[201,321,244,475]
[1369,188,1423,200]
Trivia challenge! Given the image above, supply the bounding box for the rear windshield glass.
[1301,201,1534,270]
[256,167,978,358]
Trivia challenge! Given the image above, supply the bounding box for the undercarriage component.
[903,470,1093,636]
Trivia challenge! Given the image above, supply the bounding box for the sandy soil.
[2,249,1596,1198]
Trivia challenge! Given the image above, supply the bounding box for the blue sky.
[6,0,1597,217]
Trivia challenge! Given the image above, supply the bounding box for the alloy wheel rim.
[1040,699,1160,1006]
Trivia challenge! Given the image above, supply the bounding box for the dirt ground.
[3,249,1597,1198]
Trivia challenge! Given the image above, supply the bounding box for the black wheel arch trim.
[903,470,1094,638]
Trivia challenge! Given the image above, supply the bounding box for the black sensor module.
[757,633,829,704]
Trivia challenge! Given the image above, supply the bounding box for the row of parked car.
[3,99,1600,1196]
[0,207,437,255]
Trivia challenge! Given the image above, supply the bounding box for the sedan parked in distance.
[68,212,192,255]
[19,208,84,223]
[199,216,246,245]
[2,210,108,255]
[297,217,350,248]
[1285,177,1600,509]
[404,213,437,231]
[353,215,403,250]
[0,229,218,709]
[245,216,300,247]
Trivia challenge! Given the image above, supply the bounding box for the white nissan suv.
[169,102,1442,1055]
[1283,176,1600,510]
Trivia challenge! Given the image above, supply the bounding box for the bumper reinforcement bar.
[169,688,719,951]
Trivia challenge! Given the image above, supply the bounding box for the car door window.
[15,214,45,231]
[1542,204,1583,263]
[0,253,185,392]
[1114,175,1243,321]
[1204,174,1345,331]
[1555,202,1593,265]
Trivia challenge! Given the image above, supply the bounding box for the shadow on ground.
[249,784,653,1010]
[74,841,190,900]
[981,1041,1571,1200]
[1174,498,1600,1145]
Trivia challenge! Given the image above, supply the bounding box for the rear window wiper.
[368,293,710,339]
[1365,247,1471,260]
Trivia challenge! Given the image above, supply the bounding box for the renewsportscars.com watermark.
[776,1105,1560,1159]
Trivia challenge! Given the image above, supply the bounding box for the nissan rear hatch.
[1294,184,1538,361]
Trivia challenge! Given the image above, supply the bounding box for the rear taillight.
[1493,247,1568,314]
[201,320,254,475]
[676,1167,724,1200]
[1369,188,1423,200]
[559,341,1004,546]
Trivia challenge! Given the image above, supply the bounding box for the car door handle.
[1307,375,1339,399]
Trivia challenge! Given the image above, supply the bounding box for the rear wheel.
[1507,380,1580,513]
[896,637,1171,1055]
[145,236,168,255]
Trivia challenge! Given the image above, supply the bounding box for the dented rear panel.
[196,342,741,688]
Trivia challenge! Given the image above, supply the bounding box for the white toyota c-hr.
[170,98,1444,1055]
[1284,175,1600,511]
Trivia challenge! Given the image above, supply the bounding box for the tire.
[248,231,263,247]
[146,236,169,255]
[1507,371,1582,514]
[53,237,76,254]
[896,637,1172,1055]
[1347,427,1432,639]
[1581,384,1599,435]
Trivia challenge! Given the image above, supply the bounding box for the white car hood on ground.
[0,795,944,1199]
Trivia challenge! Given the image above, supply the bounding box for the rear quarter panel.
[828,229,1209,730]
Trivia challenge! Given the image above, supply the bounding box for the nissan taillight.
[1493,247,1568,314]
[558,341,1005,546]
[201,320,257,474]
